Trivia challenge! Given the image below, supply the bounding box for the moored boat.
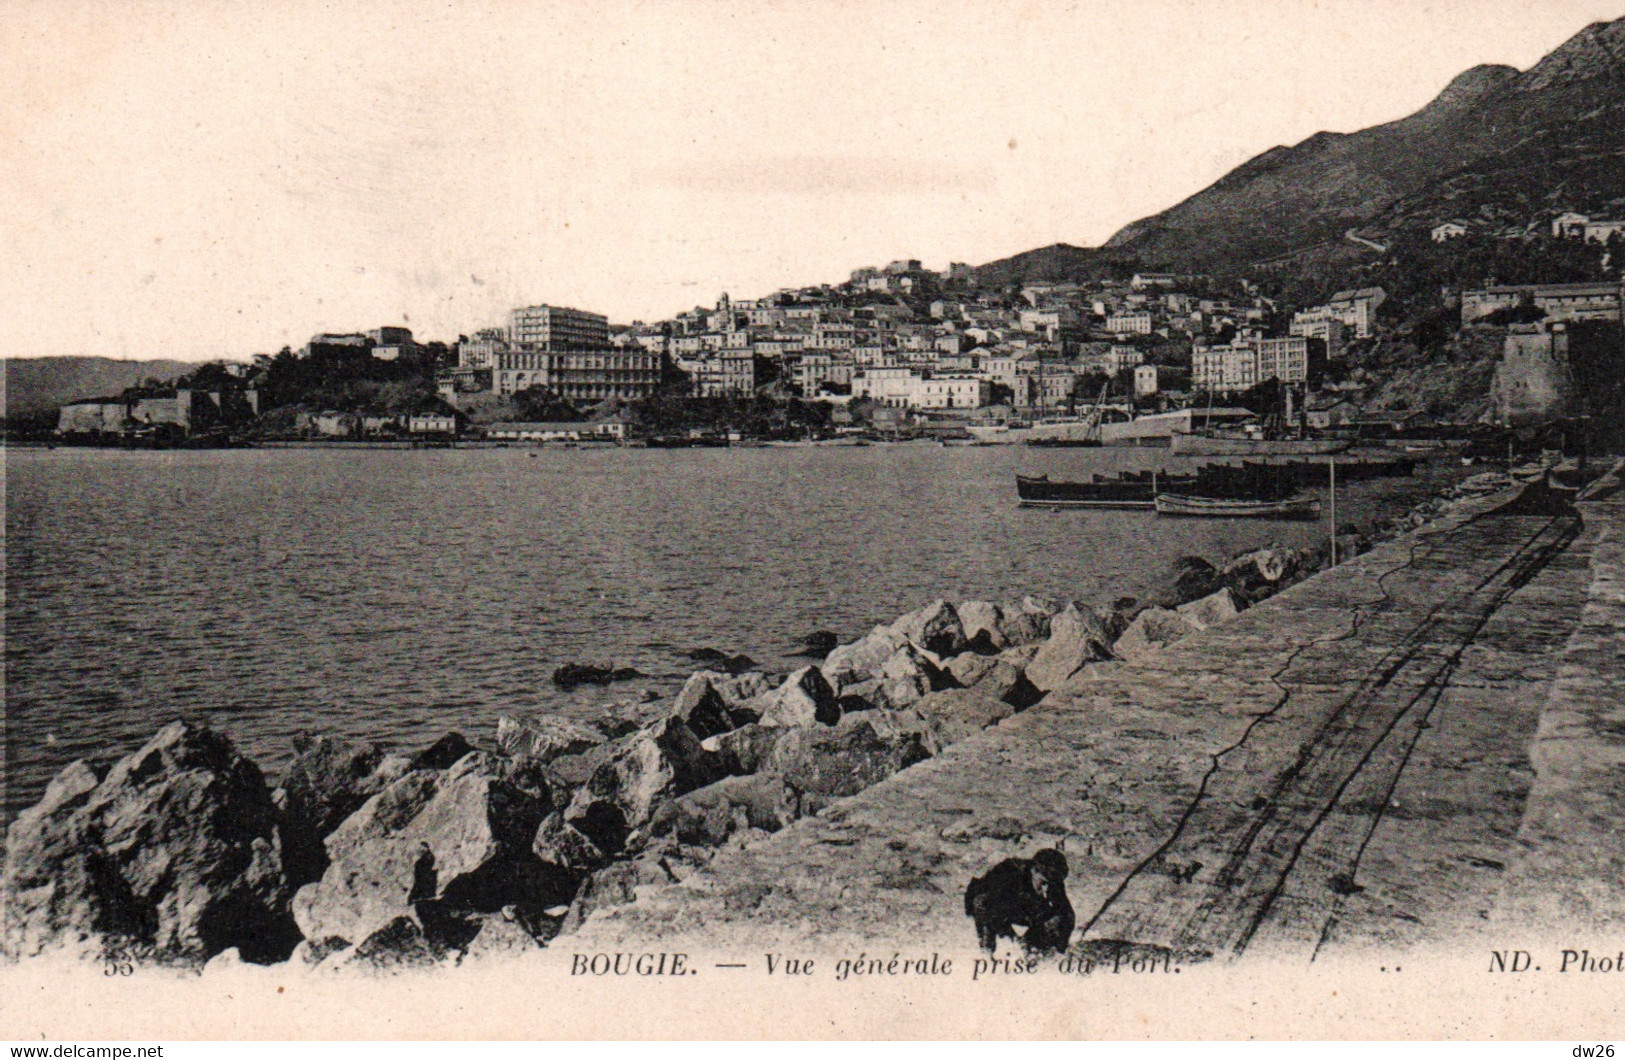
[1154,493,1323,519]
[1170,432,1353,457]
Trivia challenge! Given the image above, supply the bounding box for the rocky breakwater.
[4,537,1352,973]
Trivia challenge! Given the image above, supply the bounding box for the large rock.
[291,752,558,951]
[556,856,677,936]
[821,626,909,690]
[706,670,775,707]
[646,773,799,847]
[1147,555,1226,609]
[872,644,947,709]
[2,720,297,964]
[461,910,546,960]
[275,735,407,889]
[1113,606,1200,661]
[531,812,613,877]
[670,673,736,740]
[544,736,632,790]
[955,600,1006,652]
[410,732,478,772]
[912,689,1019,744]
[494,715,606,763]
[966,659,1044,709]
[1223,546,1304,594]
[670,672,764,739]
[995,596,1058,647]
[766,711,934,811]
[1024,603,1113,691]
[753,666,841,728]
[562,717,727,852]
[945,651,999,688]
[1176,586,1243,631]
[889,599,967,657]
[702,724,786,776]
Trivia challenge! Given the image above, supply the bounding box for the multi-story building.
[851,367,987,409]
[1460,281,1624,324]
[793,354,855,395]
[1255,336,1310,384]
[911,375,989,409]
[1015,365,1077,410]
[458,327,511,369]
[689,354,755,397]
[1106,311,1154,335]
[1192,334,1310,395]
[851,367,918,405]
[490,349,662,401]
[1289,312,1345,359]
[1192,344,1258,395]
[510,304,610,349]
[812,322,856,351]
[1325,287,1386,338]
[545,349,663,402]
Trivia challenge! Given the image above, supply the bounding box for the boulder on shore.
[702,723,786,776]
[1146,555,1226,609]
[788,630,840,659]
[1176,586,1243,631]
[1024,603,1113,691]
[765,711,934,812]
[3,720,298,964]
[685,648,757,674]
[821,626,909,691]
[562,717,726,850]
[872,644,947,709]
[1113,606,1200,661]
[954,600,1006,652]
[671,672,763,739]
[995,600,1054,648]
[889,599,968,657]
[291,750,560,952]
[945,651,999,688]
[275,735,409,889]
[752,666,841,728]
[912,688,1020,745]
[646,773,799,847]
[965,659,1044,709]
[1223,546,1304,596]
[556,856,677,936]
[495,716,606,763]
[553,663,644,689]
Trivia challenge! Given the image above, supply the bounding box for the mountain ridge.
[977,15,1625,284]
[3,356,201,419]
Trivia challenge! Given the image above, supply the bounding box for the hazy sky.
[4,0,1621,361]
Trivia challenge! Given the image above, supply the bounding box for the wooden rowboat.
[1154,492,1323,519]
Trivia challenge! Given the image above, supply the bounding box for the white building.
[1552,212,1591,239]
[689,354,755,397]
[1584,220,1625,244]
[1106,311,1154,335]
[1192,344,1258,395]
[1289,311,1346,359]
[851,368,988,409]
[510,304,610,349]
[1325,287,1386,338]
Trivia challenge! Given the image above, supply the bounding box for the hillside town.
[47,211,1625,447]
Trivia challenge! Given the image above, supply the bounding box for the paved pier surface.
[574,469,1625,962]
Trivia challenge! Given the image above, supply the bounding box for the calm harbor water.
[4,444,1464,816]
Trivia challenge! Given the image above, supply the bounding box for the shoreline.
[1,456,1551,972]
